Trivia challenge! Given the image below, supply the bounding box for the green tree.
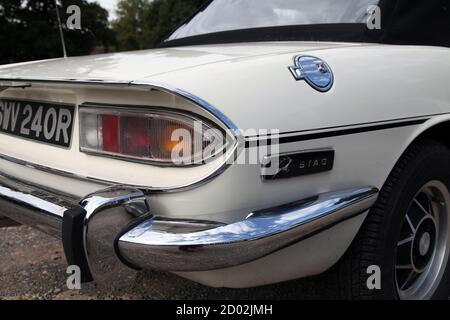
[113,0,148,51]
[113,0,207,51]
[0,0,115,64]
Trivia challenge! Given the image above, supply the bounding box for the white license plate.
[0,99,75,147]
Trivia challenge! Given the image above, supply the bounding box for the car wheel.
[333,138,450,300]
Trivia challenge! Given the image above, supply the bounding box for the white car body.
[0,40,449,288]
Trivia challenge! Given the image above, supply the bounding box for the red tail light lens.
[80,107,228,165]
[120,116,151,157]
[101,115,119,153]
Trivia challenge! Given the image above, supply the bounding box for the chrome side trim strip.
[118,186,379,271]
[0,76,242,140]
[0,152,234,193]
[0,76,243,192]
[0,153,114,187]
[0,83,32,92]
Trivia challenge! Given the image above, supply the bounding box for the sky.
[90,0,119,20]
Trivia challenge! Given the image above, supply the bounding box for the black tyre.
[334,138,450,300]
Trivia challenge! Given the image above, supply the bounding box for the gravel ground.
[0,225,325,300]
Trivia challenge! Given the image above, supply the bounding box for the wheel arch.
[414,120,450,149]
[373,116,450,198]
[333,116,450,299]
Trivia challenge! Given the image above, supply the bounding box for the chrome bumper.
[0,174,74,238]
[0,173,378,281]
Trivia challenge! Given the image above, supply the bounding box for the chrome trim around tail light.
[0,77,242,141]
[0,77,243,192]
[78,104,233,166]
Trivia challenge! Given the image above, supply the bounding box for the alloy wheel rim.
[395,181,450,300]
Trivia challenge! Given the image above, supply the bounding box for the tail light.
[79,106,229,165]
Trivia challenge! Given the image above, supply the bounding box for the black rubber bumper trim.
[62,206,93,283]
